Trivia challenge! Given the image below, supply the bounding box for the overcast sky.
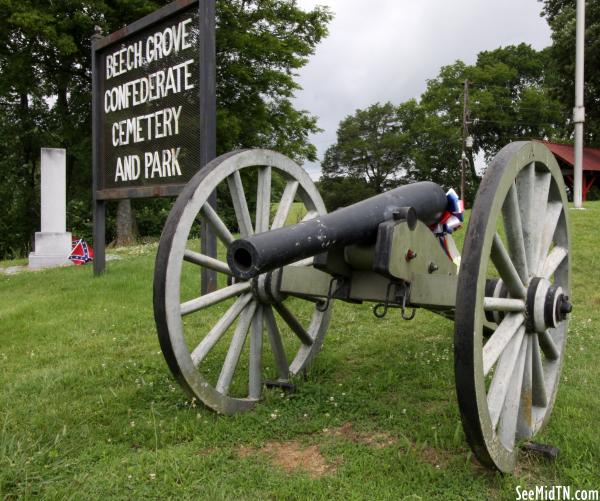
[293,0,553,179]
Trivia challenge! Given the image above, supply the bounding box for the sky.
[293,0,553,179]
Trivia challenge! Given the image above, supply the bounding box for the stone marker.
[28,148,72,269]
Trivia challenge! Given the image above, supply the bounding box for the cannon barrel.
[227,181,447,279]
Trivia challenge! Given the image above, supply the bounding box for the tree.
[404,104,468,196]
[0,0,332,258]
[316,176,375,211]
[415,44,565,201]
[322,102,418,194]
[419,44,566,158]
[321,44,566,206]
[468,44,566,154]
[216,0,331,161]
[542,0,600,145]
[0,0,169,257]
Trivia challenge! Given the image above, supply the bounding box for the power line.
[438,81,544,90]
[474,118,563,127]
[435,115,565,127]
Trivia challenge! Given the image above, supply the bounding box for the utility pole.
[461,79,470,202]
[573,0,585,209]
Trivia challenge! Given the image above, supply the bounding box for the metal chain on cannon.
[372,281,416,320]
[372,189,464,321]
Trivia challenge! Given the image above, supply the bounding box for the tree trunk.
[20,92,37,254]
[116,199,137,246]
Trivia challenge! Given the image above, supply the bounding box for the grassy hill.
[1,204,599,499]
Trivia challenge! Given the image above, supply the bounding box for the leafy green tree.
[0,0,332,258]
[316,176,376,211]
[419,45,566,158]
[322,102,418,194]
[404,104,467,195]
[414,44,565,201]
[0,0,172,257]
[542,0,600,145]
[322,45,565,206]
[468,44,566,154]
[216,0,331,161]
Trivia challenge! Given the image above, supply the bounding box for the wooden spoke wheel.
[154,149,332,414]
[455,141,571,472]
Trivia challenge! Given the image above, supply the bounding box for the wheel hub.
[251,270,285,304]
[526,277,572,333]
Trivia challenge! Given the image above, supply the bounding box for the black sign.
[92,0,210,199]
[91,0,216,276]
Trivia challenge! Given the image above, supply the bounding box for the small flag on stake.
[69,237,94,265]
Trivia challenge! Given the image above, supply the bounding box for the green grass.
[1,204,599,500]
[0,257,27,268]
[271,201,307,226]
[283,202,308,225]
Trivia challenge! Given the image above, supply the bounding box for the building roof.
[539,140,600,172]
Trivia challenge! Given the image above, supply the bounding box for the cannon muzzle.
[227,181,447,279]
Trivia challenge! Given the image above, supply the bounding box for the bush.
[317,176,377,211]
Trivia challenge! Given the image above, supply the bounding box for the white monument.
[28,148,72,269]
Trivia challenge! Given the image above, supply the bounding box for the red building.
[538,140,600,201]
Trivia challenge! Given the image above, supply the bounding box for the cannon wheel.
[154,149,332,414]
[455,141,571,472]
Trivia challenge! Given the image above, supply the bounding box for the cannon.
[154,142,572,472]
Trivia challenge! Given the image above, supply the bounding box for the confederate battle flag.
[69,237,94,265]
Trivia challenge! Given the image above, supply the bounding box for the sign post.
[199,0,217,293]
[91,0,216,276]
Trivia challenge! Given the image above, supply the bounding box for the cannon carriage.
[153,141,572,472]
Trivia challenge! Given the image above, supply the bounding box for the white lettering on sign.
[145,18,192,63]
[111,106,182,146]
[114,154,141,182]
[144,148,182,179]
[103,15,196,185]
[104,60,194,113]
[114,148,183,181]
[105,18,193,80]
